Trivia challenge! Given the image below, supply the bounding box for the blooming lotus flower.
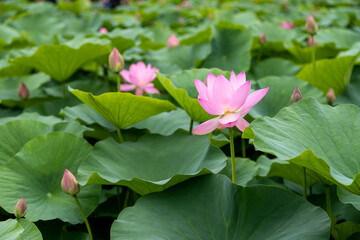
[99,27,108,34]
[280,21,294,29]
[167,34,179,48]
[61,169,80,196]
[192,72,269,135]
[120,62,160,95]
[14,196,27,218]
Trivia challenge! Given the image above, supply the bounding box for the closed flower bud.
[99,27,108,34]
[14,197,27,218]
[61,169,80,196]
[167,34,179,48]
[326,88,335,105]
[18,82,29,100]
[259,33,267,44]
[306,13,318,35]
[290,86,302,103]
[108,48,124,73]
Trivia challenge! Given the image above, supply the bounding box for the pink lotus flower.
[99,27,108,34]
[120,62,160,95]
[280,21,294,29]
[14,196,27,218]
[192,72,269,135]
[61,169,80,196]
[167,34,179,48]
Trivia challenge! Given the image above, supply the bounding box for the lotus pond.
[0,0,360,239]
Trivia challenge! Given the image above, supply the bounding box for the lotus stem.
[189,119,194,135]
[325,185,332,217]
[229,128,236,184]
[117,128,124,143]
[73,196,93,240]
[123,188,130,209]
[241,138,246,158]
[117,75,121,92]
[208,132,212,143]
[311,37,316,85]
[116,186,121,208]
[62,83,66,98]
[302,167,307,200]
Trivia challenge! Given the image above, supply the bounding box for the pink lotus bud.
[326,88,335,105]
[108,48,124,73]
[99,27,108,34]
[280,21,293,29]
[18,82,29,100]
[14,197,27,218]
[306,13,318,35]
[259,33,267,44]
[178,17,184,24]
[61,169,80,196]
[290,86,302,103]
[308,35,318,47]
[167,34,179,48]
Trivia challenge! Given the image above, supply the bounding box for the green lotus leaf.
[12,39,111,82]
[180,26,212,45]
[70,88,176,129]
[296,56,356,95]
[243,97,360,195]
[338,187,360,212]
[220,157,258,186]
[336,66,360,107]
[78,133,227,195]
[147,43,211,74]
[250,76,325,118]
[203,27,252,72]
[111,175,330,239]
[253,58,301,79]
[17,219,42,240]
[332,221,360,240]
[157,68,228,122]
[0,25,22,46]
[316,28,360,49]
[0,219,23,240]
[286,45,340,63]
[0,112,63,125]
[0,132,100,224]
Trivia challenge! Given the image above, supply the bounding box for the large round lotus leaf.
[17,219,42,240]
[12,39,111,82]
[110,175,330,239]
[296,56,356,95]
[78,133,227,195]
[0,25,22,46]
[203,27,252,73]
[0,132,100,224]
[243,97,360,195]
[220,157,258,186]
[253,58,301,79]
[0,219,23,240]
[250,76,325,118]
[286,45,339,63]
[316,28,360,49]
[157,68,229,122]
[70,88,176,129]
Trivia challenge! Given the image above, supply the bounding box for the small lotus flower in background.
[308,35,318,46]
[280,21,294,29]
[14,196,27,218]
[290,86,302,103]
[167,34,180,48]
[306,13,318,35]
[192,72,269,135]
[108,48,124,73]
[259,33,267,44]
[18,82,29,100]
[120,61,160,95]
[326,88,335,105]
[99,27,108,34]
[61,169,80,196]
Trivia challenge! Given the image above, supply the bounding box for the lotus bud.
[290,86,302,103]
[18,82,29,100]
[280,21,293,29]
[308,35,318,47]
[326,88,335,105]
[108,48,124,73]
[167,34,179,48]
[178,17,184,24]
[259,33,267,44]
[61,169,80,196]
[99,27,108,34]
[306,13,318,35]
[14,196,27,218]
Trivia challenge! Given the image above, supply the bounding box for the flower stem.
[123,188,130,209]
[116,186,121,209]
[73,196,93,240]
[117,75,121,92]
[229,128,236,184]
[302,167,307,200]
[325,185,332,217]
[62,83,66,98]
[117,128,124,143]
[241,138,246,158]
[189,119,194,135]
[208,132,212,143]
[311,36,316,85]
